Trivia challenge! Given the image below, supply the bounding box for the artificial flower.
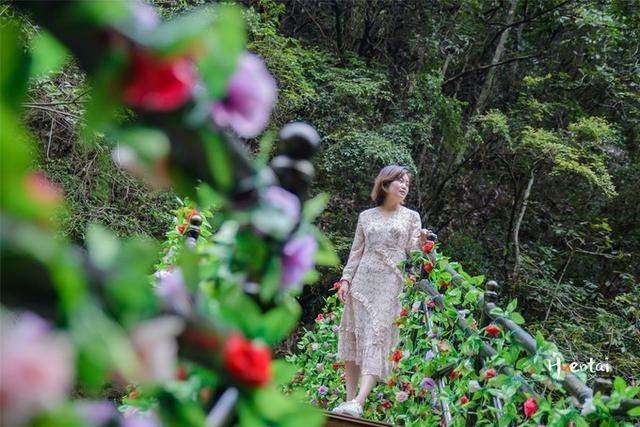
[211,52,277,138]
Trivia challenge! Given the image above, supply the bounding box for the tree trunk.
[511,167,535,280]
[474,0,519,114]
[333,0,344,58]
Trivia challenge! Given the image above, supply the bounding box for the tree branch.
[442,54,537,86]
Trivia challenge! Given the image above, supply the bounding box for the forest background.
[9,0,639,382]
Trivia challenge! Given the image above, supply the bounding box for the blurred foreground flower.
[123,50,196,111]
[211,52,277,138]
[280,234,317,291]
[154,268,192,316]
[23,171,63,207]
[130,316,185,383]
[0,311,74,427]
[223,333,271,387]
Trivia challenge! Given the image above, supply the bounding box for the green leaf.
[614,376,627,394]
[197,4,246,99]
[302,193,329,222]
[489,307,504,317]
[86,224,120,270]
[506,298,518,312]
[313,230,340,266]
[627,406,640,417]
[509,311,525,325]
[29,30,69,78]
[202,130,233,192]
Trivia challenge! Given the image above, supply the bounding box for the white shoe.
[330,401,349,415]
[340,400,363,417]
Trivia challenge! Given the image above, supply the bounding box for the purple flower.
[264,186,300,223]
[154,268,192,315]
[211,52,277,138]
[332,325,340,333]
[420,377,436,390]
[0,311,74,427]
[376,392,385,400]
[280,234,318,290]
[317,385,329,395]
[425,350,435,361]
[76,401,118,426]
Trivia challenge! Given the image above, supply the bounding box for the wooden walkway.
[324,412,392,427]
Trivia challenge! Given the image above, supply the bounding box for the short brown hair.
[370,165,411,205]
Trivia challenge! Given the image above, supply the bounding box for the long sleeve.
[405,211,422,256]
[340,213,365,283]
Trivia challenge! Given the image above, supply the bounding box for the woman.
[332,165,434,417]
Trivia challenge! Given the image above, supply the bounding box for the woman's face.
[385,174,410,203]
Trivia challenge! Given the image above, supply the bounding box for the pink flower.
[24,171,63,207]
[0,311,74,426]
[130,316,184,383]
[281,234,318,290]
[211,52,277,138]
[523,397,537,417]
[395,391,408,403]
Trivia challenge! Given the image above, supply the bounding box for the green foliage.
[287,248,639,425]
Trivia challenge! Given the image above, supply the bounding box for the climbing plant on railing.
[1,1,336,426]
[286,243,640,426]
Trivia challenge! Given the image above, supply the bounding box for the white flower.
[316,363,325,372]
[411,301,422,312]
[468,380,481,393]
[130,316,185,383]
[310,343,320,351]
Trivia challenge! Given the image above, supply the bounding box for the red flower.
[199,387,213,403]
[392,350,403,363]
[469,320,478,330]
[403,383,413,394]
[382,400,391,408]
[485,324,501,337]
[448,370,460,380]
[177,224,186,233]
[315,313,324,322]
[460,395,469,405]
[422,241,435,253]
[423,262,433,273]
[176,366,188,381]
[223,333,271,386]
[296,375,304,382]
[123,50,196,111]
[523,397,537,417]
[483,369,496,380]
[427,300,436,309]
[440,280,451,287]
[388,377,396,387]
[331,362,342,370]
[332,281,341,290]
[400,308,409,317]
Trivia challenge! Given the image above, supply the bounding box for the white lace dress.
[337,205,422,379]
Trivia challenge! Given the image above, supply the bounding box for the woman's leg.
[355,374,378,406]
[344,361,360,401]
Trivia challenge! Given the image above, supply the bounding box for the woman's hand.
[338,280,349,303]
[419,228,437,245]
